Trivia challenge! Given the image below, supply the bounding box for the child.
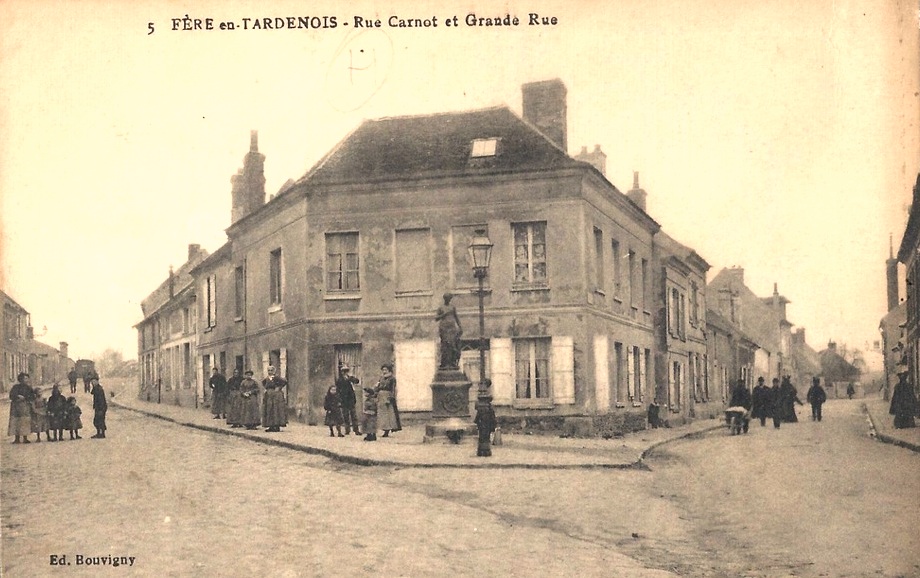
[30,387,51,442]
[362,387,378,442]
[47,385,67,442]
[473,394,497,457]
[66,397,83,440]
[324,384,345,437]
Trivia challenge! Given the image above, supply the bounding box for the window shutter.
[638,349,646,401]
[552,336,575,404]
[627,347,635,399]
[668,360,676,409]
[490,338,513,406]
[393,340,436,411]
[280,348,288,379]
[593,334,609,412]
[262,351,270,380]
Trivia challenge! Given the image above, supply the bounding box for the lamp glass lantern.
[468,229,493,277]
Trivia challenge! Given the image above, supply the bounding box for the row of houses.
[135,79,825,433]
[2,290,73,391]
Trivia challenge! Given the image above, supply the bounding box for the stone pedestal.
[424,369,477,443]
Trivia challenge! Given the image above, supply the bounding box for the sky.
[1,0,917,361]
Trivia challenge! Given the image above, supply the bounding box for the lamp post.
[468,229,493,400]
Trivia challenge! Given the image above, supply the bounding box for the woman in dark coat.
[889,372,918,429]
[261,365,288,433]
[47,384,67,441]
[238,371,261,430]
[8,373,35,443]
[780,376,803,423]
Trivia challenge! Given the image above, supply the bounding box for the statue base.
[424,369,476,443]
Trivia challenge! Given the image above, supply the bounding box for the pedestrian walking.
[846,383,856,400]
[889,370,918,429]
[226,368,244,428]
[362,387,378,442]
[473,390,496,457]
[770,378,783,429]
[67,368,78,394]
[30,386,51,442]
[806,377,827,422]
[336,365,361,435]
[91,377,107,438]
[8,372,35,444]
[47,384,67,442]
[751,377,772,427]
[780,376,803,423]
[209,367,229,420]
[375,363,399,437]
[324,383,345,437]
[65,396,83,440]
[238,370,261,430]
[261,365,288,432]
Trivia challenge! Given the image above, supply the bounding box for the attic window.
[471,138,499,158]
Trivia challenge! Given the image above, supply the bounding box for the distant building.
[818,341,860,398]
[705,308,759,404]
[896,173,920,399]
[1,290,72,390]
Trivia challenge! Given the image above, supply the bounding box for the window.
[470,138,499,157]
[183,308,190,334]
[269,248,283,306]
[234,266,245,319]
[205,275,216,329]
[395,228,432,293]
[690,282,699,325]
[593,227,604,291]
[640,258,648,311]
[614,342,626,406]
[514,338,551,400]
[513,222,547,286]
[611,240,622,297]
[326,232,360,292]
[633,346,643,401]
[628,250,637,308]
[452,225,489,288]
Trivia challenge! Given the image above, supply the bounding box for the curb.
[862,403,920,454]
[639,423,725,462]
[112,400,697,470]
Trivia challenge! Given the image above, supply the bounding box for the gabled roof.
[301,106,584,186]
[140,247,209,319]
[706,308,760,348]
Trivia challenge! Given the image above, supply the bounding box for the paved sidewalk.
[863,395,920,453]
[111,394,723,469]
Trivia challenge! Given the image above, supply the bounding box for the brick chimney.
[231,130,266,224]
[627,171,647,212]
[574,144,606,176]
[188,244,201,261]
[59,341,68,359]
[168,265,175,298]
[522,79,567,151]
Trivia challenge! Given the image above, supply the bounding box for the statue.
[435,293,463,370]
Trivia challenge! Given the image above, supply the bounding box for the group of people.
[728,375,814,432]
[208,365,289,432]
[324,363,401,442]
[8,372,107,443]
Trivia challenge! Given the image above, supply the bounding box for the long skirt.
[239,395,261,427]
[377,398,398,431]
[262,390,287,427]
[227,392,243,425]
[8,415,31,437]
[211,391,229,416]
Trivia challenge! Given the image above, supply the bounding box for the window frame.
[512,221,548,289]
[325,231,361,296]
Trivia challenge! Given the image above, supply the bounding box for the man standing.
[806,377,827,422]
[262,365,288,433]
[90,377,107,439]
[751,377,771,427]
[67,367,78,394]
[8,373,35,444]
[209,367,229,420]
[336,365,361,435]
[770,378,783,429]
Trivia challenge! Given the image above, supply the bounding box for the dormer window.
[470,138,499,158]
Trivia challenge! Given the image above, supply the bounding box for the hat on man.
[244,370,254,376]
[340,364,350,372]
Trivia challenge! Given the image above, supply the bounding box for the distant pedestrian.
[239,370,261,430]
[67,368,78,394]
[751,377,772,427]
[646,400,662,428]
[780,376,803,423]
[91,377,107,438]
[47,384,67,442]
[209,367,229,420]
[362,387,378,442]
[30,387,50,442]
[846,383,856,400]
[889,371,918,429]
[8,373,35,444]
[375,364,399,437]
[226,368,244,428]
[806,377,827,422]
[84,368,98,394]
[473,390,496,457]
[336,365,361,435]
[262,365,288,433]
[324,383,345,437]
[770,378,783,429]
[66,397,83,440]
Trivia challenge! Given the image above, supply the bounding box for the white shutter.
[552,336,575,404]
[490,339,513,406]
[627,347,635,399]
[668,358,675,409]
[593,334,609,412]
[638,349,647,402]
[393,340,436,411]
[280,348,288,379]
[262,351,270,380]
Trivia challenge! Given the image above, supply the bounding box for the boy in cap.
[90,377,107,438]
[336,364,361,435]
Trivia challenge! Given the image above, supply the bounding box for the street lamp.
[468,229,493,399]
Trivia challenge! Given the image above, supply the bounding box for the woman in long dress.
[239,370,261,430]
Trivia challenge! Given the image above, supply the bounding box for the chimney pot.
[521,79,568,151]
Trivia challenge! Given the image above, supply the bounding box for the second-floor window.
[269,249,283,306]
[205,275,216,328]
[593,227,604,291]
[513,221,547,286]
[326,232,360,292]
[234,266,245,319]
